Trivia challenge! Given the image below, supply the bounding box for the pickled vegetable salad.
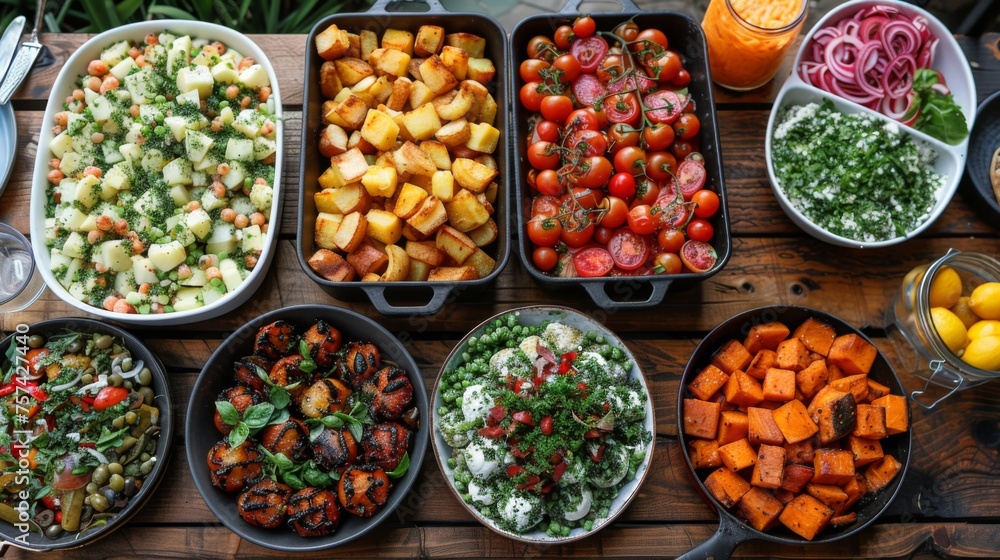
[0,330,161,539]
[43,32,277,315]
[438,314,651,537]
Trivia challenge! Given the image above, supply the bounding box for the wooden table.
[1,27,999,559]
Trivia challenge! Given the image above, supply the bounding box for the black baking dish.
[510,0,731,309]
[297,0,511,316]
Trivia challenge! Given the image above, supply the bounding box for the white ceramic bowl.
[431,306,655,544]
[30,21,282,325]
[765,0,975,248]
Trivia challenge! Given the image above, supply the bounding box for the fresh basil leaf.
[243,403,275,430]
[215,401,240,426]
[299,359,317,374]
[298,339,311,358]
[303,463,332,487]
[345,417,363,442]
[282,471,306,490]
[911,68,968,145]
[308,421,326,442]
[320,415,344,429]
[96,426,128,452]
[268,450,295,471]
[254,365,271,383]
[228,422,250,447]
[387,452,410,479]
[268,407,290,426]
[269,385,290,410]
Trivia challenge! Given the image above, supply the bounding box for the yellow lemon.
[928,266,963,308]
[967,319,1000,340]
[961,335,1000,371]
[930,307,968,353]
[949,296,981,328]
[969,282,1000,320]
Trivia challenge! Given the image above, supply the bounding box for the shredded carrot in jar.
[702,0,806,90]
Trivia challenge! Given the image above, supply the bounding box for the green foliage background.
[0,0,373,34]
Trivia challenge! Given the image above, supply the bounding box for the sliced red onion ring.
[825,34,865,82]
[881,93,912,120]
[931,82,950,95]
[882,54,916,98]
[880,20,921,57]
[858,15,890,41]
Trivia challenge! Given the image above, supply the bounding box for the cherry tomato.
[655,197,693,229]
[528,141,560,170]
[573,16,597,38]
[627,205,657,235]
[636,28,668,50]
[603,93,641,126]
[572,186,604,210]
[600,196,629,228]
[593,226,615,245]
[608,229,650,271]
[533,195,562,216]
[25,348,50,377]
[608,123,639,154]
[535,169,565,196]
[596,54,624,83]
[680,239,718,273]
[528,35,556,60]
[93,386,130,411]
[635,178,661,206]
[692,190,720,218]
[657,228,685,253]
[564,129,608,157]
[565,108,600,131]
[614,146,646,175]
[687,218,714,242]
[608,172,636,200]
[552,54,582,83]
[645,151,677,181]
[560,219,596,247]
[520,58,550,82]
[534,120,560,143]
[671,139,698,159]
[572,74,605,107]
[642,123,675,151]
[644,90,682,124]
[654,252,683,274]
[575,156,613,189]
[520,81,545,112]
[570,35,609,73]
[671,68,692,87]
[613,21,639,42]
[673,113,701,140]
[541,95,575,123]
[533,247,559,271]
[676,158,707,200]
[573,247,613,276]
[527,214,563,246]
[649,50,682,82]
[554,25,575,50]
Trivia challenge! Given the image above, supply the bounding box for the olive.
[82,374,95,386]
[66,339,84,354]
[102,487,117,504]
[109,372,124,387]
[27,335,45,349]
[112,344,123,354]
[120,357,133,371]
[115,437,136,454]
[94,334,114,350]
[123,476,138,497]
[140,457,156,475]
[137,368,152,386]
[139,387,155,405]
[45,524,64,539]
[33,509,54,528]
[112,416,125,429]
[86,482,99,495]
[124,381,133,390]
[125,411,138,425]
[108,462,124,476]
[91,494,110,512]
[109,474,125,493]
[92,465,110,486]
[83,366,95,377]
[140,453,151,463]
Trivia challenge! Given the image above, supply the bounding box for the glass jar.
[701,0,807,91]
[886,249,1000,409]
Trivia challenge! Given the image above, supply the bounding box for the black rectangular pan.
[510,0,731,309]
[297,0,510,316]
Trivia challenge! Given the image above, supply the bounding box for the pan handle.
[675,512,755,560]
[581,279,671,309]
[363,284,452,316]
[561,0,640,14]
[368,0,447,14]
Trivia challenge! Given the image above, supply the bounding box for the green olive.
[140,453,151,463]
[109,372,123,387]
[66,339,84,354]
[83,367,95,377]
[140,458,156,475]
[82,374,94,385]
[112,344,123,354]
[115,437,136,454]
[92,465,110,486]
[112,416,125,429]
[45,524,64,539]
[120,357,133,371]
[85,482,99,495]
[94,334,114,350]
[137,368,152,386]
[139,387,155,405]
[90,494,109,512]
[27,335,45,349]
[108,462,124,476]
[108,474,125,493]
[125,411,138,425]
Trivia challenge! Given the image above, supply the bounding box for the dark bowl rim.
[965,89,1000,220]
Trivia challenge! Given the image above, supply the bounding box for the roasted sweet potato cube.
[772,400,819,444]
[683,398,721,440]
[828,333,878,375]
[852,404,887,439]
[737,487,784,532]
[716,410,749,446]
[688,364,729,401]
[780,463,815,492]
[813,390,857,445]
[813,449,855,485]
[848,435,884,467]
[842,474,867,512]
[763,368,796,402]
[796,359,829,398]
[718,438,757,472]
[751,444,786,489]
[724,370,764,407]
[776,338,812,372]
[690,439,722,469]
[827,363,845,383]
[748,406,785,446]
[775,488,796,504]
[866,378,891,401]
[711,339,753,374]
[779,494,835,540]
[870,394,909,435]
[746,349,778,380]
[743,321,791,354]
[704,468,751,509]
[830,374,870,404]
[784,439,816,465]
[806,483,849,511]
[830,512,858,527]
[864,455,903,492]
[793,317,837,356]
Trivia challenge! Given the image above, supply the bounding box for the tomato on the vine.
[533,195,562,217]
[654,252,683,274]
[676,158,707,200]
[571,186,604,210]
[570,35,609,73]
[561,221,596,247]
[520,59,550,82]
[554,25,575,50]
[613,21,639,42]
[642,123,675,151]
[648,50,682,83]
[533,247,559,271]
[575,156,613,189]
[572,74,605,107]
[534,120,561,143]
[596,54,624,83]
[645,151,677,181]
[527,215,563,246]
[671,139,698,159]
[565,108,600,131]
[527,141,560,170]
[574,247,614,277]
[687,218,714,242]
[673,113,701,140]
[634,178,661,206]
[608,172,636,200]
[680,239,718,273]
[608,123,639,154]
[535,169,565,196]
[636,28,668,50]
[600,196,629,228]
[528,35,555,60]
[644,90,683,124]
[655,199,693,230]
[603,93,641,126]
[626,205,657,236]
[564,129,608,157]
[671,68,692,87]
[657,228,685,253]
[613,146,646,175]
[540,95,574,123]
[552,53,582,83]
[692,190,720,218]
[520,81,545,112]
[572,16,597,38]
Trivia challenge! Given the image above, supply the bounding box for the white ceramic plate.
[29,21,282,325]
[0,103,14,197]
[765,0,976,248]
[431,306,655,544]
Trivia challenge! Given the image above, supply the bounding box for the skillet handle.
[581,279,671,310]
[675,512,753,560]
[368,0,446,14]
[363,284,452,316]
[561,0,640,13]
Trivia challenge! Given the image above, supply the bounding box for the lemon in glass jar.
[930,307,969,354]
[969,282,1000,320]
[962,335,1000,370]
[928,266,963,308]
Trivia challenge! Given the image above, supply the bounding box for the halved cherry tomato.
[541,95,574,123]
[520,58,550,82]
[25,348,49,378]
[687,218,714,242]
[520,81,545,112]
[573,247,614,276]
[552,53,581,83]
[655,198,693,230]
[677,158,707,199]
[570,35,609,73]
[657,228,686,253]
[645,90,682,124]
[533,195,562,217]
[93,386,129,411]
[527,214,562,246]
[554,25,575,50]
[680,239,718,273]
[608,172,636,200]
[642,122,675,151]
[600,196,629,228]
[603,93,640,126]
[564,129,608,157]
[596,54,625,83]
[608,229,650,271]
[614,146,646,175]
[645,151,677,181]
[572,74,605,107]
[692,189,720,218]
[627,205,657,236]
[575,156,612,190]
[535,169,565,197]
[507,464,526,478]
[573,16,597,38]
[533,246,559,271]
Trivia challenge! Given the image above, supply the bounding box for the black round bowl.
[185,305,428,552]
[675,306,912,559]
[0,318,174,553]
[964,89,1000,228]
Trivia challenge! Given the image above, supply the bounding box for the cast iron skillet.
[676,306,912,559]
[510,0,731,309]
[296,0,511,316]
[0,318,174,553]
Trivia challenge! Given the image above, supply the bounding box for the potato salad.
[436,313,651,538]
[43,32,278,315]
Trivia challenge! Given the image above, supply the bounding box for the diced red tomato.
[512,411,535,426]
[478,426,504,439]
[93,386,129,411]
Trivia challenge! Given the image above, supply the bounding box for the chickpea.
[205,266,223,281]
[260,121,275,136]
[87,230,103,244]
[212,41,226,54]
[138,283,150,295]
[54,112,69,127]
[49,158,60,169]
[87,60,108,77]
[255,177,268,185]
[220,208,236,223]
[259,86,271,102]
[114,218,129,235]
[128,46,141,59]
[237,56,256,71]
[135,55,146,67]
[113,299,136,314]
[211,182,227,198]
[244,254,258,268]
[100,75,120,94]
[145,33,159,45]
[94,262,109,273]
[260,223,269,234]
[72,89,85,101]
[103,296,119,311]
[177,264,193,279]
[91,132,105,144]
[186,200,202,211]
[199,254,219,269]
[225,84,240,99]
[96,215,113,231]
[217,163,231,176]
[51,125,63,135]
[240,96,251,109]
[83,166,103,178]
[47,169,64,183]
[234,214,249,229]
[250,212,266,227]
[210,118,224,132]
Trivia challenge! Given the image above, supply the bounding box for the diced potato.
[316,24,351,60]
[394,141,437,176]
[380,244,410,281]
[330,148,371,184]
[365,209,403,245]
[361,165,398,198]
[445,189,490,232]
[332,211,367,253]
[436,225,477,264]
[382,28,415,56]
[333,94,370,130]
[393,183,429,219]
[320,61,343,99]
[466,57,496,84]
[360,30,379,60]
[420,141,451,170]
[386,76,412,111]
[404,196,448,240]
[451,158,497,193]
[440,46,469,80]
[370,48,411,78]
[330,183,372,215]
[308,249,356,281]
[467,218,498,247]
[433,86,474,121]
[414,25,445,57]
[445,33,485,58]
[315,212,343,249]
[405,240,445,266]
[360,109,400,151]
[428,266,477,281]
[431,170,455,201]
[148,240,187,271]
[402,103,442,141]
[466,122,500,154]
[465,248,495,278]
[434,118,471,147]
[408,79,437,108]
[419,55,459,95]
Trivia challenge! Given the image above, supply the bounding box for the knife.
[0,16,25,81]
[0,0,45,104]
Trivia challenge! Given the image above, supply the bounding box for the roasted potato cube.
[445,188,490,232]
[319,61,343,99]
[330,183,372,215]
[444,33,485,58]
[465,248,495,278]
[318,124,349,158]
[407,259,433,281]
[333,94,370,130]
[428,266,477,281]
[332,211,367,253]
[403,196,448,240]
[330,148,370,184]
[360,29,379,60]
[381,28,415,56]
[395,141,437,176]
[436,225,477,264]
[414,25,445,57]
[466,57,496,84]
[467,218,498,247]
[314,188,342,214]
[405,240,446,266]
[386,76,411,111]
[393,182,429,219]
[430,170,455,202]
[365,208,403,245]
[478,93,498,126]
[360,109,400,151]
[407,58,424,81]
[440,45,469,80]
[347,129,378,155]
[451,157,497,193]
[370,47,411,78]
[314,212,343,249]
[434,118,471,147]
[408,79,436,108]
[360,165,398,198]
[460,80,489,121]
[334,57,374,86]
[466,122,500,154]
[316,24,350,60]
[419,55,459,95]
[378,244,410,281]
[420,141,451,170]
[318,165,345,189]
[402,103,442,141]
[433,86,474,121]
[347,241,388,276]
[309,249,356,281]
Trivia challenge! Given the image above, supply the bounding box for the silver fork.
[0,0,47,104]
